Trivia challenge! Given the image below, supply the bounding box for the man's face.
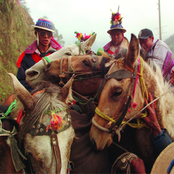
[110,30,123,46]
[139,37,154,53]
[38,29,52,47]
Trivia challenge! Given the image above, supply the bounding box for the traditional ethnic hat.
[138,28,153,39]
[31,18,55,32]
[107,12,126,34]
[151,142,174,174]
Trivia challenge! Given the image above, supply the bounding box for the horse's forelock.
[20,82,68,138]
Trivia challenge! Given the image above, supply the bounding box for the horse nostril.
[27,71,38,78]
[91,139,97,151]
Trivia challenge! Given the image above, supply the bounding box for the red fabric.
[31,53,42,63]
[16,109,23,124]
[16,51,25,68]
[131,157,146,174]
[17,52,53,68]
[108,49,114,55]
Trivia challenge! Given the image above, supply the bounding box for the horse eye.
[65,52,72,56]
[113,88,123,97]
[83,60,90,66]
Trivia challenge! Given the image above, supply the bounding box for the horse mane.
[19,81,69,139]
[141,57,174,139]
[153,64,174,137]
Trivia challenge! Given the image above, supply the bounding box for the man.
[16,18,62,92]
[103,12,129,57]
[138,28,174,82]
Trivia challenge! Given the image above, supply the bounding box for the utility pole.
[158,0,162,40]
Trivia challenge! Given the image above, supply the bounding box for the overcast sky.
[25,0,174,52]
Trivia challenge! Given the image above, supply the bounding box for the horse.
[43,54,110,98]
[9,73,75,174]
[0,103,25,173]
[25,33,97,89]
[89,33,174,173]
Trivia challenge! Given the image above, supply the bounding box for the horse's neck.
[142,61,164,126]
[144,61,174,139]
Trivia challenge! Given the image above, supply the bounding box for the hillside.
[0,0,35,104]
[165,34,174,54]
[0,0,174,105]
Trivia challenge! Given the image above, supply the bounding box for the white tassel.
[36,32,39,46]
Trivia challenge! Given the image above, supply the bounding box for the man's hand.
[143,92,162,136]
[170,69,174,84]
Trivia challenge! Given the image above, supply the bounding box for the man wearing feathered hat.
[103,11,129,57]
[16,18,62,92]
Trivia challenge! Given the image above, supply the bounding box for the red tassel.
[46,112,67,131]
[16,109,24,124]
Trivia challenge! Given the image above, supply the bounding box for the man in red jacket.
[16,18,62,92]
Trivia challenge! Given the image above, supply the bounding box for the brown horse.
[89,34,174,173]
[0,104,25,173]
[26,33,97,89]
[9,73,75,174]
[43,54,110,99]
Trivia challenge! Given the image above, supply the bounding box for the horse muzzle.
[89,124,113,151]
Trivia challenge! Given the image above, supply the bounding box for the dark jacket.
[16,40,61,92]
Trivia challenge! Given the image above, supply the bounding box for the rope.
[118,86,174,132]
[4,99,17,117]
[139,57,148,101]
[111,152,138,174]
[95,107,116,123]
[123,57,149,129]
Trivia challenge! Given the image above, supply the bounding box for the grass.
[0,0,35,104]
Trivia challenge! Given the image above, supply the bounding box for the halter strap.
[94,60,139,132]
[76,41,85,55]
[44,56,51,63]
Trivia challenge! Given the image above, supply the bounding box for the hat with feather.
[107,9,126,34]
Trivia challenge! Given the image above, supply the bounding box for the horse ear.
[8,73,34,111]
[61,75,76,105]
[81,33,97,52]
[125,34,139,69]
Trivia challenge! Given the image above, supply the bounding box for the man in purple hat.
[16,18,62,92]
[103,12,129,57]
[138,28,174,83]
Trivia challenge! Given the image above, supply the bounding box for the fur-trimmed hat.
[31,18,55,32]
[107,12,126,34]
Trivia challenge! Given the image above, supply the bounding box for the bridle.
[19,90,72,174]
[92,59,139,133]
[0,101,26,172]
[43,53,106,105]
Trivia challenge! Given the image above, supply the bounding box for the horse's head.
[89,34,160,151]
[26,33,97,89]
[44,54,110,97]
[8,73,75,174]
